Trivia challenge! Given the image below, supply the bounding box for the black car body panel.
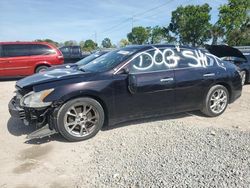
[9,45,242,131]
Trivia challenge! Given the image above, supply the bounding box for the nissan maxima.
[8,45,242,141]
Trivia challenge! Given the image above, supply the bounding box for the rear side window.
[2,44,55,57]
[178,49,217,68]
[29,44,56,56]
[2,44,29,57]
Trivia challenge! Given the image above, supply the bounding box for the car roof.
[122,44,195,51]
[0,41,52,45]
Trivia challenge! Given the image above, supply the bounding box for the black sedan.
[9,45,242,141]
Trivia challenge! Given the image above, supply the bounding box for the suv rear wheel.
[56,97,105,141]
[35,65,49,73]
[201,85,229,117]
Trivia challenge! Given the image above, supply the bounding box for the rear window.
[2,44,56,57]
[71,46,80,55]
[60,47,70,55]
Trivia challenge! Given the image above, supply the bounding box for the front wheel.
[201,85,229,117]
[56,97,105,141]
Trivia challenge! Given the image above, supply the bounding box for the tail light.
[58,55,64,59]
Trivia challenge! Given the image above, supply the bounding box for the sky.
[0,0,228,45]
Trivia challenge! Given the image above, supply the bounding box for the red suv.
[0,42,64,77]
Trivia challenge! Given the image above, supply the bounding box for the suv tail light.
[58,55,64,59]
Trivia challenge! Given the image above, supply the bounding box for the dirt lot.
[0,81,249,188]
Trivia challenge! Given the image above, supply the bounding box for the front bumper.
[230,89,242,103]
[9,97,58,139]
[8,97,26,119]
[8,97,50,127]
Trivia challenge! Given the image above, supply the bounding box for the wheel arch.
[34,62,51,73]
[55,92,109,127]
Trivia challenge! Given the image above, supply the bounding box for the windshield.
[80,49,137,72]
[76,51,105,66]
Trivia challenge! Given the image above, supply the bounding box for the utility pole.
[131,16,134,31]
[94,31,97,44]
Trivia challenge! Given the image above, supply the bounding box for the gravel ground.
[81,122,250,188]
[0,81,250,188]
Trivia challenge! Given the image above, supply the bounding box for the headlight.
[20,89,54,108]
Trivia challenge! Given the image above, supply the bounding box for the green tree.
[101,38,112,48]
[34,39,59,47]
[210,23,224,45]
[64,40,77,46]
[218,0,250,46]
[169,4,212,46]
[127,26,149,44]
[83,39,97,52]
[147,26,176,44]
[119,39,130,47]
[79,40,85,51]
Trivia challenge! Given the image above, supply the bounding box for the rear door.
[174,48,216,112]
[175,48,220,111]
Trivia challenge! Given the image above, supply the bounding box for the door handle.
[203,73,215,77]
[160,78,174,82]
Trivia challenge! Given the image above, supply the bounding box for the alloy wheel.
[63,103,99,137]
[209,89,228,114]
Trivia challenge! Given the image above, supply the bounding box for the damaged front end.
[8,86,58,139]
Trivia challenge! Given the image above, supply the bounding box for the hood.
[17,66,92,89]
[47,63,77,70]
[205,45,247,60]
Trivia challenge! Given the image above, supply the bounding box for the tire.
[240,71,246,86]
[201,85,229,117]
[56,97,105,141]
[35,65,49,73]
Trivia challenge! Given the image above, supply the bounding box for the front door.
[113,48,177,121]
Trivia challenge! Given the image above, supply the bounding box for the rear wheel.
[35,65,49,73]
[56,97,105,141]
[240,71,246,85]
[201,85,229,117]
